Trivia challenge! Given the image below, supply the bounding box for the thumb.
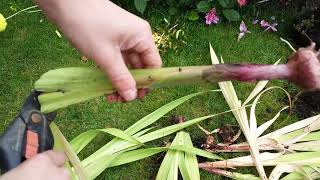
[95,46,137,101]
[42,150,67,167]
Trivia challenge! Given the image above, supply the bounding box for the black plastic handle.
[0,92,55,172]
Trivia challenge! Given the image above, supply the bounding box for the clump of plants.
[128,0,249,23]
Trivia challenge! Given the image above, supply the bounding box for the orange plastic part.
[25,130,39,159]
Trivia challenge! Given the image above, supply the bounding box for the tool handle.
[24,111,54,159]
[0,92,56,172]
[0,116,26,171]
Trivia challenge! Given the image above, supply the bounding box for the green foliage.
[196,1,211,13]
[57,91,224,179]
[218,0,236,8]
[223,9,241,21]
[128,0,244,23]
[186,11,200,21]
[134,0,148,14]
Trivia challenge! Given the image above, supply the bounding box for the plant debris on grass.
[45,47,319,180]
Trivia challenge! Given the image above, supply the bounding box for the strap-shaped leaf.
[50,123,89,180]
[82,91,218,166]
[170,145,223,160]
[71,128,141,154]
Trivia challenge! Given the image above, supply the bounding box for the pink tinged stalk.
[214,64,291,82]
[213,43,320,91]
[205,8,219,25]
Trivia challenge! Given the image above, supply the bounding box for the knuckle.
[110,73,134,85]
[153,60,162,67]
[140,20,151,30]
[110,74,136,93]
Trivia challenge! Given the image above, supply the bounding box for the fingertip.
[119,88,137,101]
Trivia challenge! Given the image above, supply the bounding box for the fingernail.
[121,89,137,101]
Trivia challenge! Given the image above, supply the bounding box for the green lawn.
[0,1,301,179]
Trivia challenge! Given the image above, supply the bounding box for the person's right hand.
[0,151,70,180]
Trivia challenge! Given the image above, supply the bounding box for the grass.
[0,1,300,179]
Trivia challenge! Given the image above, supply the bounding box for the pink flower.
[260,20,278,32]
[205,8,219,25]
[238,21,251,41]
[252,19,259,25]
[237,0,248,7]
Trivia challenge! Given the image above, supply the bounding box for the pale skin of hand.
[0,151,70,180]
[36,0,162,101]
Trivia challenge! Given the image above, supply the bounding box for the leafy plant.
[129,0,242,22]
[156,131,222,180]
[134,0,148,14]
[197,45,320,179]
[51,90,229,179]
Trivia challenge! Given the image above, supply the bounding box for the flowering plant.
[130,0,248,24]
[0,5,39,33]
[0,14,7,32]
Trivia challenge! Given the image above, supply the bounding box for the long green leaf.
[126,91,218,135]
[109,148,166,167]
[281,166,320,180]
[83,113,223,173]
[178,153,192,180]
[156,132,184,180]
[183,132,200,180]
[289,141,320,151]
[50,123,89,180]
[70,128,141,154]
[82,91,217,166]
[137,115,214,143]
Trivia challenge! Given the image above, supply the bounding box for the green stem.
[6,5,38,20]
[35,64,291,113]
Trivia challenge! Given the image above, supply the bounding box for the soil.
[289,0,320,49]
[193,136,210,163]
[218,125,239,144]
[293,91,320,119]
